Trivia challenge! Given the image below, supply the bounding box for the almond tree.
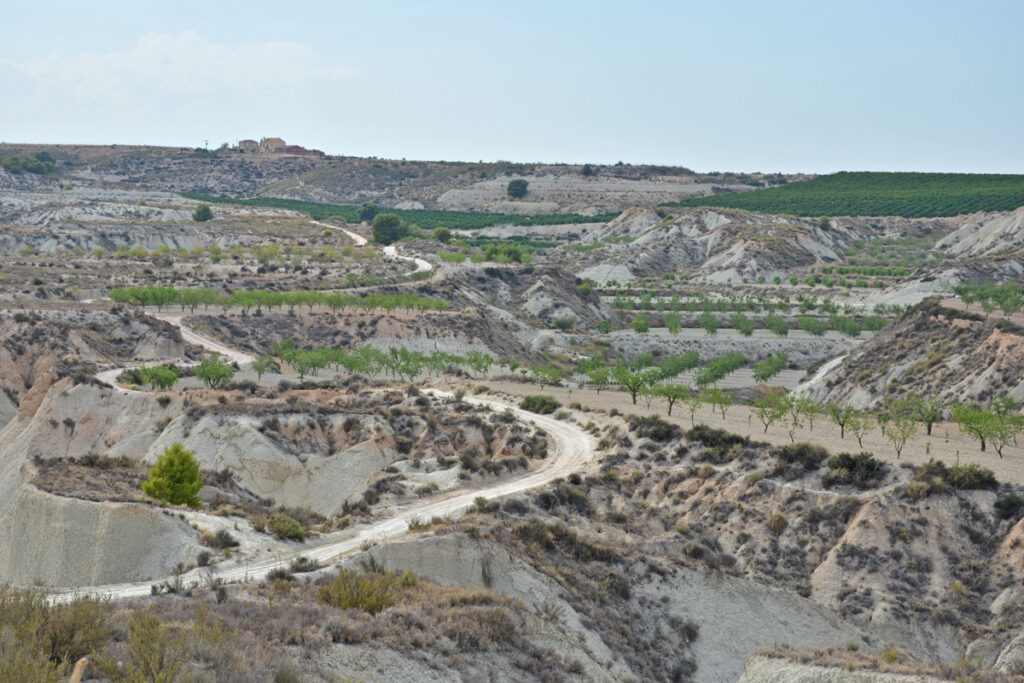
[847,411,872,448]
[827,403,857,439]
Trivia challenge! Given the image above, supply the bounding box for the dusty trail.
[151,312,255,366]
[51,389,595,602]
[309,219,368,247]
[51,316,596,602]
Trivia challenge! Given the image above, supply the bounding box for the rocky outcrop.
[801,299,1024,408]
[144,413,397,516]
[574,206,863,283]
[937,207,1024,257]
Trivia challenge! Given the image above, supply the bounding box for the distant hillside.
[802,298,1024,408]
[663,171,1024,218]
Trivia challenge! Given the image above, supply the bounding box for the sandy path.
[50,388,595,602]
[383,244,432,274]
[479,380,1024,484]
[310,219,368,246]
[151,312,255,366]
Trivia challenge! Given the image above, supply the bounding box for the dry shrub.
[317,569,398,615]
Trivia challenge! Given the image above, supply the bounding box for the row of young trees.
[954,281,1023,316]
[630,311,885,338]
[269,340,495,382]
[753,393,1024,459]
[108,287,451,313]
[119,357,234,390]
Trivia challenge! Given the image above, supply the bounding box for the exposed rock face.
[574,206,862,284]
[2,479,197,586]
[0,224,205,254]
[144,413,397,516]
[802,299,1024,408]
[937,206,1024,257]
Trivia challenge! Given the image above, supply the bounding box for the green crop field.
[660,172,1024,217]
[182,193,619,230]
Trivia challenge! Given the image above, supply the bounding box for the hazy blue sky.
[2,1,1022,173]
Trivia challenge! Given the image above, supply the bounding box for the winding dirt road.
[52,318,595,602]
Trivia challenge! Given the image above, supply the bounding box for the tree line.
[108,287,451,313]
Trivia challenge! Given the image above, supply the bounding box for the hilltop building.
[237,139,258,153]
[259,137,286,153]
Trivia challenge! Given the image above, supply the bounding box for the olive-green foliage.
[507,179,529,198]
[908,459,998,498]
[191,204,213,222]
[142,443,204,507]
[317,569,398,614]
[798,316,827,336]
[763,314,789,337]
[731,313,755,336]
[694,352,745,387]
[1,154,56,175]
[663,171,1024,218]
[109,286,451,313]
[127,364,181,390]
[698,311,719,336]
[772,442,829,479]
[823,452,886,489]
[0,589,111,680]
[519,395,560,415]
[181,193,618,230]
[259,513,306,541]
[552,315,576,331]
[752,353,787,383]
[627,414,678,441]
[121,610,187,683]
[371,213,410,245]
[194,357,234,388]
[767,512,788,535]
[357,202,380,222]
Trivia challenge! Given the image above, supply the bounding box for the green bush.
[772,442,829,479]
[767,512,788,535]
[520,395,560,415]
[507,179,529,198]
[685,424,748,450]
[266,513,306,541]
[908,459,998,498]
[141,443,204,507]
[552,315,576,331]
[627,414,678,442]
[823,452,886,489]
[946,463,998,490]
[192,204,213,222]
[0,589,111,678]
[194,357,234,388]
[371,213,409,245]
[317,569,397,614]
